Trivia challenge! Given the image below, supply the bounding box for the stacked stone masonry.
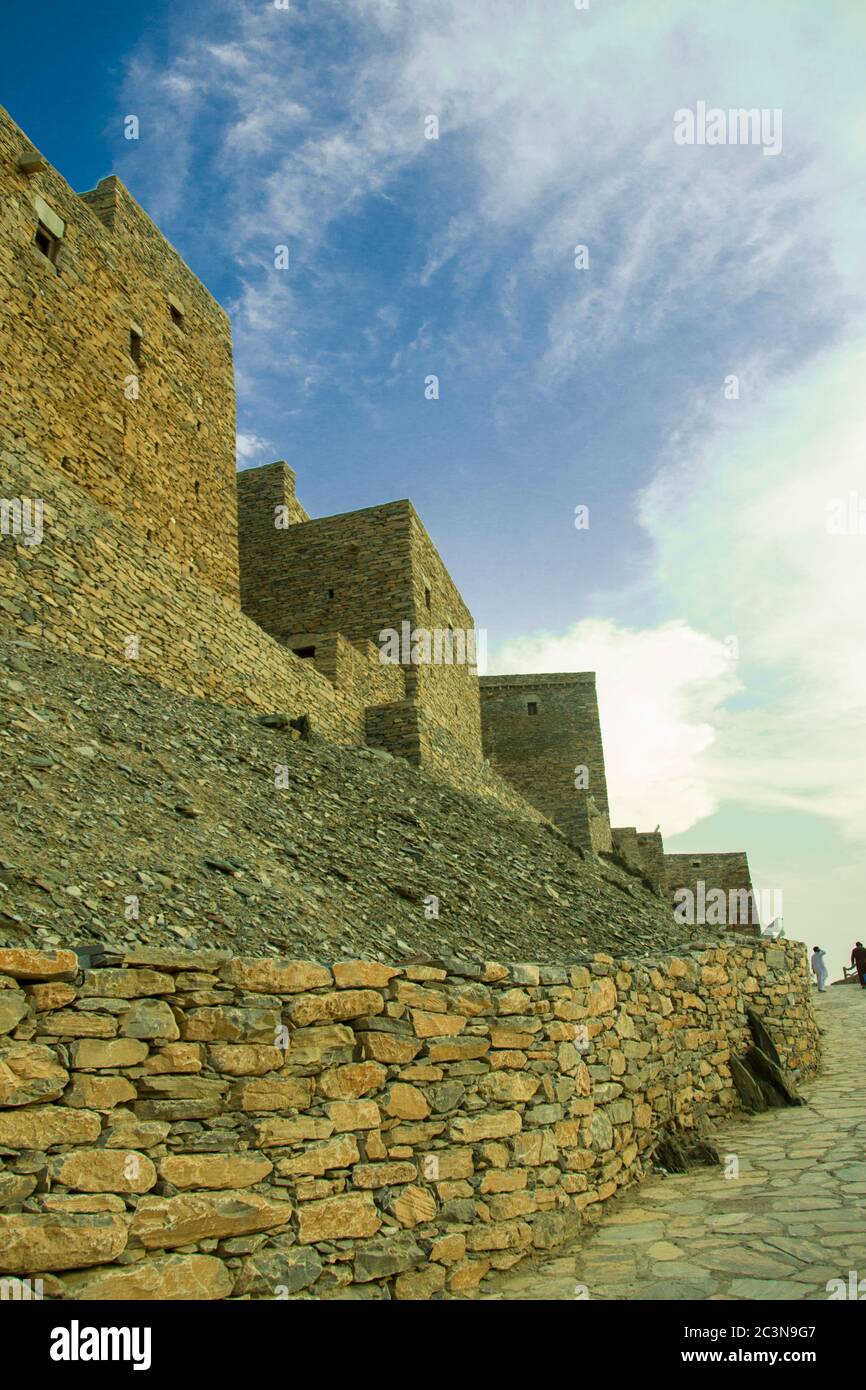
[479,674,613,853]
[236,469,484,773]
[0,941,817,1300]
[0,106,239,601]
[611,828,667,896]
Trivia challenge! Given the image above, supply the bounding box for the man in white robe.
[811,946,828,993]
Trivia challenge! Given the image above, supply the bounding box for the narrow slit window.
[130,329,142,365]
[527,701,538,716]
[34,222,60,264]
[424,586,431,609]
[327,588,334,600]
[169,303,184,328]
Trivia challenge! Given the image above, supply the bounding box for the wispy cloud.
[235,430,273,468]
[116,1,865,419]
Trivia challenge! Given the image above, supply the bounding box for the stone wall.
[237,462,310,620]
[237,473,484,765]
[480,674,612,851]
[612,827,642,871]
[637,831,667,895]
[0,939,817,1300]
[612,828,667,895]
[403,510,483,762]
[237,489,416,656]
[0,104,239,601]
[0,445,362,744]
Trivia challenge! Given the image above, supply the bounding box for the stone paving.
[480,984,866,1300]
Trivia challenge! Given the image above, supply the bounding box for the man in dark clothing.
[851,942,866,988]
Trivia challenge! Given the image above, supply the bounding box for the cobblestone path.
[480,985,866,1300]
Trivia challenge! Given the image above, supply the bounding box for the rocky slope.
[0,632,717,963]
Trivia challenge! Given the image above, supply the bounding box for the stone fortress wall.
[479,673,613,853]
[0,106,239,602]
[0,103,815,1303]
[235,466,483,776]
[664,853,761,933]
[0,939,817,1300]
[0,99,759,923]
[611,828,673,899]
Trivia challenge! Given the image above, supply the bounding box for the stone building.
[612,829,760,930]
[0,103,760,933]
[0,107,238,601]
[478,673,612,852]
[611,827,667,894]
[236,461,483,773]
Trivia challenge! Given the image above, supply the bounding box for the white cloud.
[235,431,273,467]
[492,336,866,849]
[491,618,740,835]
[645,336,866,841]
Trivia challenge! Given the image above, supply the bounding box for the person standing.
[851,941,866,989]
[811,946,828,993]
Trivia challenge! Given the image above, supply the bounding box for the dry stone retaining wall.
[0,940,817,1300]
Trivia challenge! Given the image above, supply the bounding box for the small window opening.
[424,586,431,609]
[34,222,60,264]
[169,303,184,328]
[527,701,538,716]
[327,588,334,600]
[691,859,702,868]
[130,329,142,365]
[146,529,153,542]
[194,481,200,499]
[293,646,317,659]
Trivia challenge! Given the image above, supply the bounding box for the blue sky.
[3,0,865,969]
